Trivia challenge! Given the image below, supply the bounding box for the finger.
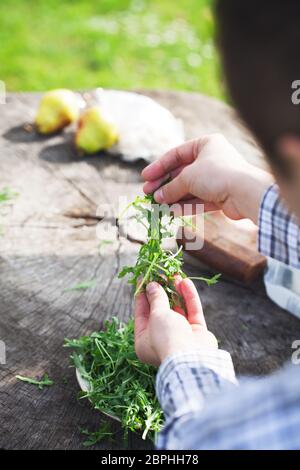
[173,274,183,294]
[134,291,150,339]
[171,199,219,217]
[172,275,186,316]
[143,177,169,196]
[180,278,207,327]
[143,165,186,195]
[141,139,200,181]
[173,304,185,316]
[154,163,204,204]
[146,282,170,315]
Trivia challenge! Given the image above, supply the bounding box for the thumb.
[154,164,198,205]
[154,171,188,204]
[146,282,170,315]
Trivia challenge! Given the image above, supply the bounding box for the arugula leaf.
[64,280,97,292]
[66,193,221,443]
[65,318,163,442]
[98,240,113,254]
[0,187,18,235]
[0,187,18,204]
[189,273,222,286]
[80,423,115,447]
[15,373,54,390]
[118,193,221,307]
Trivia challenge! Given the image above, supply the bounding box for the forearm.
[156,349,237,448]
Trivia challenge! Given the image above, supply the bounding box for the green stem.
[134,253,159,296]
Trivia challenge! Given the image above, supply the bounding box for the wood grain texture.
[0,91,299,450]
[177,214,267,283]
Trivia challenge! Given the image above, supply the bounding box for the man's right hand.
[142,134,274,224]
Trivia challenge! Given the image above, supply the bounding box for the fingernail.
[146,282,158,294]
[182,278,193,289]
[154,188,164,203]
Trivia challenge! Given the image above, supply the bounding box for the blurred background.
[0,0,225,99]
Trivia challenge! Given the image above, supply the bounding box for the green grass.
[0,0,224,99]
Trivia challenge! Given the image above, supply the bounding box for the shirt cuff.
[156,349,237,419]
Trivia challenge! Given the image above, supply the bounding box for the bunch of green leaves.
[118,193,220,307]
[65,318,163,442]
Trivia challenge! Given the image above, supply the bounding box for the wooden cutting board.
[177,212,266,283]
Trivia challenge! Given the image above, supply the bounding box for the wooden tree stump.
[0,91,300,450]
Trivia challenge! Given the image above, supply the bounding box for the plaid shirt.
[258,184,300,267]
[155,184,300,450]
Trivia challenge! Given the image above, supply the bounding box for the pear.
[75,106,118,154]
[35,89,80,134]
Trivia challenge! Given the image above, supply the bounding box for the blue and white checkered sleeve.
[258,184,300,268]
[155,349,237,449]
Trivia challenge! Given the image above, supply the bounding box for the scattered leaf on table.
[80,423,115,447]
[64,279,97,292]
[15,373,54,390]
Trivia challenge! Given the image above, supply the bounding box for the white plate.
[93,89,185,163]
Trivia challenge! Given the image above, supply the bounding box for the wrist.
[158,336,218,364]
[229,163,274,224]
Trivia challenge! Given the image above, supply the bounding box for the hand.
[134,277,218,367]
[142,134,274,223]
